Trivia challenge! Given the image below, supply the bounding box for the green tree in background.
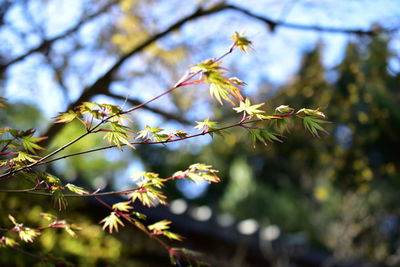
[162,35,400,263]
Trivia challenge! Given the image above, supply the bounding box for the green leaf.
[66,183,89,195]
[112,201,133,212]
[148,220,171,232]
[0,237,19,248]
[8,214,19,226]
[275,105,294,114]
[100,212,125,233]
[132,172,164,188]
[44,173,63,186]
[20,135,46,154]
[129,186,167,207]
[194,118,218,133]
[249,129,282,147]
[300,116,328,137]
[136,126,168,142]
[232,32,253,54]
[19,228,40,243]
[14,152,39,163]
[296,108,326,118]
[54,110,78,123]
[103,122,135,150]
[233,97,265,118]
[192,59,244,105]
[52,188,68,211]
[40,213,58,222]
[174,163,220,183]
[162,230,183,241]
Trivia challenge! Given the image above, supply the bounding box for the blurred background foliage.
[1,0,400,266]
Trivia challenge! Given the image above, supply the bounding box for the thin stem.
[0,175,177,197]
[0,40,238,181]
[94,196,171,252]
[37,113,293,166]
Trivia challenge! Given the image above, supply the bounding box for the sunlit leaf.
[103,122,135,150]
[100,212,125,233]
[14,152,39,163]
[8,214,19,226]
[0,237,19,248]
[148,220,171,232]
[54,110,79,123]
[40,213,58,222]
[232,32,253,54]
[233,97,265,119]
[112,201,133,212]
[275,105,294,114]
[130,186,167,207]
[296,108,326,118]
[66,183,89,195]
[19,228,40,243]
[194,117,218,133]
[20,135,46,154]
[51,188,68,211]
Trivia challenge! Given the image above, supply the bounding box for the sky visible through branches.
[2,0,400,198]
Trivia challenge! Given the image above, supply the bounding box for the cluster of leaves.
[0,128,46,168]
[55,102,134,149]
[99,164,220,242]
[0,32,328,264]
[0,213,79,248]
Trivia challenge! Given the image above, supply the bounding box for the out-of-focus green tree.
[154,35,400,264]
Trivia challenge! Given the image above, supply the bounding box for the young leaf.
[296,108,326,118]
[19,228,40,243]
[249,129,282,147]
[100,212,125,233]
[194,118,218,133]
[233,97,265,119]
[136,126,168,142]
[275,105,294,114]
[14,152,39,163]
[0,237,19,248]
[130,186,167,207]
[232,32,253,54]
[182,163,221,183]
[52,188,68,211]
[103,122,135,150]
[54,110,79,123]
[300,116,328,137]
[148,220,172,232]
[163,231,183,241]
[40,213,58,222]
[8,214,19,226]
[132,172,164,188]
[20,135,46,154]
[66,183,89,195]
[112,201,133,212]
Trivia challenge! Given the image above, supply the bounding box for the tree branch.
[0,0,119,73]
[225,4,398,35]
[40,3,228,146]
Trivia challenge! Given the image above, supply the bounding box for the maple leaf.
[233,98,265,119]
[19,228,40,243]
[100,212,125,233]
[194,117,218,133]
[112,201,133,212]
[232,32,253,54]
